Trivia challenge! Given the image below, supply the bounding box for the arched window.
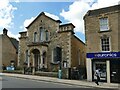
[43,51,46,65]
[25,50,28,63]
[40,27,45,42]
[53,47,62,63]
[33,32,37,42]
[39,27,49,42]
[46,30,49,41]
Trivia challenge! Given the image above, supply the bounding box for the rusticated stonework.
[18,12,86,78]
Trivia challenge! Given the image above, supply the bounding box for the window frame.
[100,36,111,52]
[99,17,109,31]
[39,27,49,42]
[51,47,62,64]
[45,30,49,41]
[40,27,45,42]
[25,50,28,63]
[33,32,37,42]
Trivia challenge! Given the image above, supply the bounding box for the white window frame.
[99,17,109,31]
[100,36,111,52]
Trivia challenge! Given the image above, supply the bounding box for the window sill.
[40,40,50,43]
[50,61,60,65]
[98,29,112,33]
[100,51,111,53]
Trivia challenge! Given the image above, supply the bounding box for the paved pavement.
[1,73,120,89]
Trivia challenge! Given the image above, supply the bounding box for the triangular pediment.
[26,12,61,29]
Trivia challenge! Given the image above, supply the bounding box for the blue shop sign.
[87,52,120,58]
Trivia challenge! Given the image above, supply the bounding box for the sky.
[0,0,119,42]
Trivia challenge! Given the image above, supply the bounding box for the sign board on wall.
[87,52,120,58]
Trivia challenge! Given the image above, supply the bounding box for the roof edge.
[26,12,62,29]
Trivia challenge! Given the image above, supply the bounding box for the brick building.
[84,5,120,83]
[0,28,19,69]
[18,12,86,79]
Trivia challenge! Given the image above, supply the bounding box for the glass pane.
[101,37,110,51]
[100,18,109,31]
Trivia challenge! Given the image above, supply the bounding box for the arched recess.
[31,49,40,71]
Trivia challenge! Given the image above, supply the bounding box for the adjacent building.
[18,12,86,78]
[84,5,120,83]
[0,28,19,68]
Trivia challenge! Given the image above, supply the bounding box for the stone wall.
[2,35,17,67]
[84,10,119,53]
[18,36,28,67]
[18,12,86,74]
[71,35,86,68]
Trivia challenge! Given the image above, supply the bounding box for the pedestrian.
[94,68,100,85]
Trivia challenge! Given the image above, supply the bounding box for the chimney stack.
[3,28,8,35]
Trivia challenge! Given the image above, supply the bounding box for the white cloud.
[0,0,17,29]
[24,17,35,28]
[44,12,59,20]
[14,0,20,3]
[8,31,20,40]
[60,0,119,34]
[60,0,89,34]
[0,29,19,40]
[20,17,36,31]
[21,12,60,31]
[0,0,18,39]
[91,0,119,10]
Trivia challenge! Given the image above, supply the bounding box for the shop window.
[99,17,109,31]
[101,37,110,51]
[93,62,107,81]
[95,63,106,78]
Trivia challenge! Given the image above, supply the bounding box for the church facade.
[18,12,86,78]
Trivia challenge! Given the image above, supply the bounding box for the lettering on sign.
[95,53,117,58]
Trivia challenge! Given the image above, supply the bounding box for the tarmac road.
[1,76,117,90]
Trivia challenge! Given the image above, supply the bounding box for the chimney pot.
[3,28,8,35]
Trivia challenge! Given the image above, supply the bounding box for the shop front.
[86,52,120,83]
[92,59,107,82]
[110,60,120,83]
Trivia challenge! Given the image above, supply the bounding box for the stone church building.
[18,12,86,78]
[0,28,19,69]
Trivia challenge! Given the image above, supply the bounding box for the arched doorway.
[32,49,40,71]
